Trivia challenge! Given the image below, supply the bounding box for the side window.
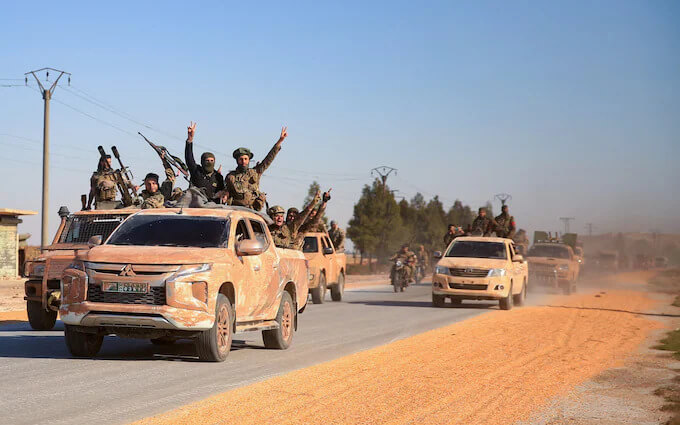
[321,237,329,250]
[235,220,251,243]
[249,220,269,248]
[325,237,334,252]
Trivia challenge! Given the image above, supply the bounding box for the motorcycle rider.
[415,244,429,282]
[390,244,417,286]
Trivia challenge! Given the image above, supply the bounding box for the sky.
[0,0,678,247]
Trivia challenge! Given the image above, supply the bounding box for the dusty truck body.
[302,232,346,303]
[60,207,309,362]
[23,208,132,330]
[526,242,580,294]
[432,236,528,310]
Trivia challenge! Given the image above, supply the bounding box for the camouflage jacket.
[390,250,417,267]
[269,223,293,248]
[293,201,328,249]
[471,215,497,236]
[494,213,516,238]
[226,143,281,210]
[416,249,429,268]
[92,171,117,202]
[443,232,456,248]
[140,190,165,209]
[328,227,345,251]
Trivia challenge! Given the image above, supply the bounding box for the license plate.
[102,282,149,293]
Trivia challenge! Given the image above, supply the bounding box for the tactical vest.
[94,172,117,202]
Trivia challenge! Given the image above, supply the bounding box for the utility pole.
[585,223,594,237]
[559,217,575,234]
[25,68,71,251]
[494,193,512,207]
[371,166,397,194]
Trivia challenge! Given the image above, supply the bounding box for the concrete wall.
[0,217,20,278]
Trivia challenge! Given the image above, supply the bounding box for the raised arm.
[184,122,198,173]
[292,190,320,232]
[254,126,287,175]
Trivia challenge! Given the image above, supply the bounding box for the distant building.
[0,209,37,278]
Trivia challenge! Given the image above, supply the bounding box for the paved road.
[0,280,545,425]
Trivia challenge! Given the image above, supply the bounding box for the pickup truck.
[302,232,347,304]
[432,236,528,310]
[526,242,580,294]
[60,207,309,362]
[24,207,132,330]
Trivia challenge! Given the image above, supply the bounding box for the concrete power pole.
[371,166,397,194]
[559,217,575,234]
[25,68,71,251]
[585,223,594,237]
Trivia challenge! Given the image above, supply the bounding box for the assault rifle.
[97,145,138,207]
[138,132,190,181]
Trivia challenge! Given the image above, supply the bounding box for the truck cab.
[24,208,132,330]
[302,232,347,304]
[432,237,528,310]
[60,207,309,362]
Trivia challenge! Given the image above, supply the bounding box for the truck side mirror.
[237,239,265,256]
[322,247,334,255]
[433,251,442,259]
[88,235,103,248]
[513,255,524,263]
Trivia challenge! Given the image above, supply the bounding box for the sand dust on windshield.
[133,287,662,425]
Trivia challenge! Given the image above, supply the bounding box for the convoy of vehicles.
[431,237,528,310]
[302,232,347,304]
[23,208,133,330]
[526,232,580,295]
[60,207,309,362]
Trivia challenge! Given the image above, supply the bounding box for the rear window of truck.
[107,215,229,248]
[446,241,507,260]
[528,245,570,259]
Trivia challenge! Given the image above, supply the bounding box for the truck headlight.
[434,266,450,276]
[487,268,506,277]
[558,265,569,271]
[28,262,46,277]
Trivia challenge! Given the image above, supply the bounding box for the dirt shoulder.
[133,288,663,425]
[0,279,26,313]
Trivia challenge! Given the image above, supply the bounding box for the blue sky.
[1,1,678,244]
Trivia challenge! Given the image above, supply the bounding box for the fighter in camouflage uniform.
[226,127,288,211]
[494,205,516,239]
[471,207,497,236]
[87,155,118,210]
[268,191,320,249]
[328,221,345,252]
[390,244,417,284]
[139,173,165,209]
[293,190,331,249]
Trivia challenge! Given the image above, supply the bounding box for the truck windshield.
[446,241,507,259]
[528,245,570,259]
[107,215,229,248]
[302,236,318,253]
[59,214,128,244]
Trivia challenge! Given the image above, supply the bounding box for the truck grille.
[87,284,166,305]
[449,283,488,290]
[529,263,557,276]
[449,268,489,278]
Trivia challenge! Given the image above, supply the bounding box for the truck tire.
[513,280,527,306]
[27,300,57,331]
[263,291,295,350]
[331,273,344,302]
[310,273,326,304]
[196,294,233,362]
[64,325,103,358]
[432,293,446,307]
[499,283,514,310]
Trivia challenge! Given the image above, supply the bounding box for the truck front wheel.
[64,325,103,358]
[499,283,514,310]
[263,291,295,350]
[196,294,233,362]
[27,300,57,331]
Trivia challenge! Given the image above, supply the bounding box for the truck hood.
[436,257,507,269]
[86,245,227,265]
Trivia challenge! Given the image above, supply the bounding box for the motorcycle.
[414,262,425,284]
[391,260,408,293]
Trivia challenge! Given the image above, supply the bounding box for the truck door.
[233,219,262,320]
[509,243,525,286]
[248,219,280,320]
[321,236,337,284]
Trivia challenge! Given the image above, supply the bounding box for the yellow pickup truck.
[527,242,580,295]
[302,232,347,304]
[60,207,309,362]
[432,236,528,310]
[24,207,133,330]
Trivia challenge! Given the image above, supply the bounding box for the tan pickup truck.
[302,232,347,304]
[432,236,528,310]
[60,207,309,362]
[24,207,132,330]
[526,242,580,295]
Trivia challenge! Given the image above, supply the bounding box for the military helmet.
[144,172,159,183]
[287,207,299,214]
[268,205,285,217]
[233,147,254,160]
